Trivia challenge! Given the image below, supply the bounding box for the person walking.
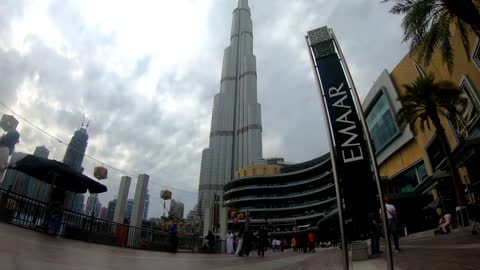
[243,229,253,256]
[301,233,308,253]
[257,227,267,257]
[275,239,281,252]
[368,212,382,255]
[226,231,235,254]
[169,223,178,253]
[206,231,216,253]
[307,232,316,253]
[235,229,244,256]
[291,237,297,251]
[380,197,400,252]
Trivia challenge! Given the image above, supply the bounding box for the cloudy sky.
[0,0,409,218]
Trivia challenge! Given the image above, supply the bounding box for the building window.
[417,162,428,181]
[473,38,480,70]
[385,161,428,195]
[366,90,399,152]
[451,77,480,139]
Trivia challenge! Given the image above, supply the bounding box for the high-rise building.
[130,174,149,228]
[197,0,262,224]
[107,199,117,221]
[143,190,150,220]
[85,193,100,216]
[186,204,199,220]
[1,152,28,191]
[63,127,88,172]
[2,146,51,199]
[100,207,108,220]
[27,146,51,201]
[114,176,131,224]
[125,198,134,221]
[73,194,85,213]
[169,199,185,220]
[94,201,102,218]
[33,146,49,159]
[63,126,89,210]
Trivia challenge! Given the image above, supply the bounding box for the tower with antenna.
[63,115,90,211]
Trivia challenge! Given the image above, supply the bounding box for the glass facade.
[385,161,428,195]
[366,90,399,152]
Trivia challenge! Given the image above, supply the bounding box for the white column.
[219,207,228,239]
[203,208,212,237]
[130,174,149,228]
[113,176,131,224]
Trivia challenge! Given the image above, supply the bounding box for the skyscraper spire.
[197,0,262,225]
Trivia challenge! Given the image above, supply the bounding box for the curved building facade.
[224,154,338,231]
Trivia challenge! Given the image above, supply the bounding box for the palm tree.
[383,0,480,73]
[396,74,468,206]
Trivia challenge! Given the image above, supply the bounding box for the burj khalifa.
[197,0,262,222]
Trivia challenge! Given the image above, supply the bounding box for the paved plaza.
[1,223,480,270]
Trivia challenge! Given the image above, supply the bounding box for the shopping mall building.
[224,155,338,234]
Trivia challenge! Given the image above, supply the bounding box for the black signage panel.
[315,53,375,239]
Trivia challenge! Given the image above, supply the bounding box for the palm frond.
[455,19,472,62]
[384,0,478,74]
[396,74,467,134]
[437,14,455,73]
[389,0,417,14]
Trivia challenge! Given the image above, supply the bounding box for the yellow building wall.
[235,164,283,178]
[383,27,480,181]
[379,140,424,178]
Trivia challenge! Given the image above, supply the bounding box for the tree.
[396,74,467,206]
[383,0,480,73]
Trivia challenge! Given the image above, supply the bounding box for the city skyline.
[0,0,409,217]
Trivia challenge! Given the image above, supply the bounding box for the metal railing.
[0,188,213,253]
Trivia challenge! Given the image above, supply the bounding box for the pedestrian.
[272,238,276,252]
[0,129,20,176]
[308,232,315,253]
[244,229,253,256]
[291,237,297,251]
[169,223,178,253]
[226,231,235,254]
[380,197,400,252]
[275,239,281,252]
[206,231,215,253]
[235,229,244,256]
[302,233,308,253]
[257,227,267,257]
[368,212,382,255]
[46,186,65,235]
